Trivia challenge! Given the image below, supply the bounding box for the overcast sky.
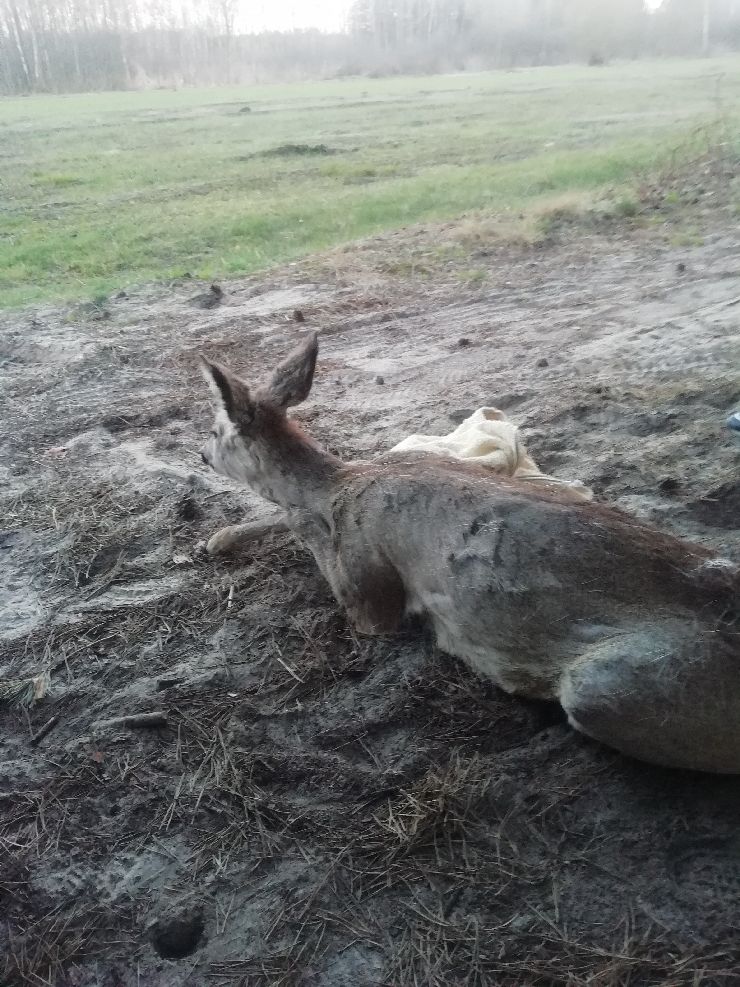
[242,1,663,34]
[243,1,350,32]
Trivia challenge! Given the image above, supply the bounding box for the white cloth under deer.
[390,407,593,503]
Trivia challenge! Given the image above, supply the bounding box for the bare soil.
[1,215,739,986]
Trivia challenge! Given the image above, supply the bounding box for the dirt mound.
[1,223,739,984]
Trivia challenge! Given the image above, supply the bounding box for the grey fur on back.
[199,334,740,774]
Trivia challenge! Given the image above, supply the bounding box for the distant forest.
[2,0,739,95]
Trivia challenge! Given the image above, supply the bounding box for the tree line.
[1,0,739,95]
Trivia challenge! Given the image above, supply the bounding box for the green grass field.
[1,58,739,307]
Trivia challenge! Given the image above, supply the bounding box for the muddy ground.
[1,211,740,986]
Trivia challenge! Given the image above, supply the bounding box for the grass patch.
[259,142,336,156]
[30,171,85,188]
[1,57,740,307]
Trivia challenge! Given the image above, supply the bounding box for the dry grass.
[3,513,737,984]
[372,755,486,864]
[4,906,97,986]
[2,168,740,984]
[385,906,734,987]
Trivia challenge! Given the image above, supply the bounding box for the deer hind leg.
[558,622,740,774]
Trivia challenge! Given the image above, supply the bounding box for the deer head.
[199,332,339,510]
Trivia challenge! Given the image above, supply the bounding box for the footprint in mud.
[149,907,206,960]
[625,409,680,437]
[668,834,740,907]
[0,529,48,642]
[688,479,740,529]
[102,403,192,433]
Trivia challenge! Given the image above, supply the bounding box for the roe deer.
[199,333,740,773]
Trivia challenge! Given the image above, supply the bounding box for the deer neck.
[252,418,342,514]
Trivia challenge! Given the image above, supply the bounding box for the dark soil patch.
[260,142,337,157]
[1,218,739,985]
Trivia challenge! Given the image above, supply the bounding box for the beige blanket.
[390,407,593,502]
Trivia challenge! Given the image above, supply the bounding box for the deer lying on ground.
[199,333,740,773]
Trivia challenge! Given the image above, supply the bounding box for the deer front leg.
[290,511,406,635]
[207,516,290,555]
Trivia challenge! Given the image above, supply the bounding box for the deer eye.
[210,429,218,438]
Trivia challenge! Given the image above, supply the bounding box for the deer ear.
[266,332,318,409]
[199,357,255,427]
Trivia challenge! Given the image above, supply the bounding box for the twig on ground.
[93,711,168,731]
[30,714,60,746]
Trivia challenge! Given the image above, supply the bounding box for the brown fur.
[200,334,740,773]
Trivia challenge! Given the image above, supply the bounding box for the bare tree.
[1,0,738,95]
[702,0,711,52]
